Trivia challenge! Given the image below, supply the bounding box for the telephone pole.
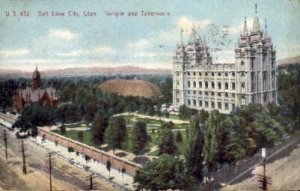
[21,140,27,174]
[48,152,54,191]
[262,157,267,190]
[257,148,272,190]
[3,129,8,159]
[86,173,97,190]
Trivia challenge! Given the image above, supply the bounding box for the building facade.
[172,8,277,114]
[12,67,60,113]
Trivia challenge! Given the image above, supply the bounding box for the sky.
[0,0,299,71]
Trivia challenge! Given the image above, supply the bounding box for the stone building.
[12,67,60,113]
[172,7,277,114]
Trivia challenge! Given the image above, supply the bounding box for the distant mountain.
[0,66,172,78]
[277,56,300,67]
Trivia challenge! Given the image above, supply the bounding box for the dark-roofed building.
[12,67,60,113]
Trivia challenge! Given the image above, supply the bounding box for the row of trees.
[90,115,149,155]
[134,103,288,189]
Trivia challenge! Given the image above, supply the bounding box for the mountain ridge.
[0,66,172,78]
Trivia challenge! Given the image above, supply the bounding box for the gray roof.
[17,87,59,102]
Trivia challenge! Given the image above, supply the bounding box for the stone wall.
[37,128,141,176]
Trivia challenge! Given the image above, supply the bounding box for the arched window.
[241,82,246,93]
[241,61,245,66]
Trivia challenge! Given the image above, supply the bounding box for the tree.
[105,117,127,151]
[91,115,108,145]
[59,125,66,135]
[175,131,182,143]
[130,121,148,155]
[203,111,223,179]
[134,154,193,190]
[0,79,18,109]
[84,102,97,122]
[13,104,58,132]
[106,160,111,179]
[157,122,177,155]
[185,115,205,181]
[221,116,247,163]
[59,103,81,123]
[77,131,84,141]
[179,105,198,120]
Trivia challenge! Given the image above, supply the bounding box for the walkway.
[113,112,189,124]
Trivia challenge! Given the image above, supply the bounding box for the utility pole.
[86,173,97,190]
[262,157,267,190]
[3,129,8,159]
[257,148,271,190]
[261,148,267,190]
[49,152,53,191]
[46,152,55,191]
[21,140,27,174]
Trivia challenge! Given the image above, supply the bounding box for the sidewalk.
[31,136,135,190]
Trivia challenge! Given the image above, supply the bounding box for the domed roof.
[99,79,162,97]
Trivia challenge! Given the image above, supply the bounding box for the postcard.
[0,0,299,190]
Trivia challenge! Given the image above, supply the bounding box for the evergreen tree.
[175,131,182,143]
[134,154,193,190]
[157,122,177,155]
[203,111,223,179]
[185,116,205,182]
[91,115,108,145]
[77,131,84,141]
[130,121,148,155]
[105,117,127,151]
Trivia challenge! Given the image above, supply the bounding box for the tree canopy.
[130,121,148,155]
[134,154,193,190]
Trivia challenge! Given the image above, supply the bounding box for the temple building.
[172,5,277,114]
[12,67,60,113]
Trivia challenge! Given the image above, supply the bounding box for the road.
[212,131,300,190]
[0,125,123,191]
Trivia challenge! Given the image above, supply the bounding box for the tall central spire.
[255,3,258,14]
[243,17,248,36]
[253,4,261,33]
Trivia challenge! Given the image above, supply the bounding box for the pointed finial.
[192,24,196,44]
[243,16,248,36]
[255,3,258,14]
[180,28,184,46]
[263,18,269,39]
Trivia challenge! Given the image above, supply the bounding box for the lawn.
[53,114,189,157]
[148,130,187,156]
[53,129,94,146]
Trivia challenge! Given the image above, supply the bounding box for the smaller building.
[12,67,60,113]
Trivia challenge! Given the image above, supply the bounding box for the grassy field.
[53,114,189,156]
[148,130,187,156]
[53,129,95,147]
